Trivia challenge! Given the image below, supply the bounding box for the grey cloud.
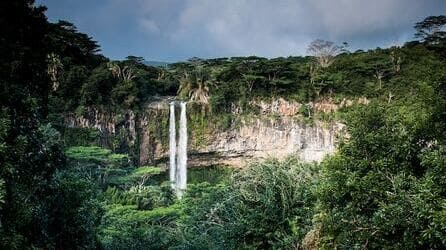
[39,0,446,60]
[136,0,446,58]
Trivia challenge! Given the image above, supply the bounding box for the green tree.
[317,98,446,248]
[179,158,318,249]
[0,1,103,248]
[80,64,117,106]
[415,15,446,45]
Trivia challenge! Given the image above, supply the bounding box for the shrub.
[316,101,446,249]
[178,158,319,249]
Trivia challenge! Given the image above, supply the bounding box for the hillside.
[143,60,170,68]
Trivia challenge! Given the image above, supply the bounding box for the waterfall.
[169,102,177,189]
[168,101,188,197]
[176,102,188,197]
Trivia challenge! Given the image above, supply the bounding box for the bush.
[316,101,446,249]
[63,127,99,146]
[98,204,179,250]
[178,158,319,249]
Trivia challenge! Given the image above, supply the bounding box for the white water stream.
[169,101,187,197]
[169,102,176,189]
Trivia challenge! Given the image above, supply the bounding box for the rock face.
[65,97,174,164]
[65,97,352,167]
[65,108,136,148]
[199,118,344,166]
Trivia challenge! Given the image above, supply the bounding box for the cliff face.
[65,97,353,167]
[197,118,343,166]
[65,98,172,164]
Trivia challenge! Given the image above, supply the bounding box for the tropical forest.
[1,0,446,249]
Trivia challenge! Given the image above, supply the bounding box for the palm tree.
[177,71,193,98]
[189,81,210,113]
[107,62,136,81]
[177,68,211,114]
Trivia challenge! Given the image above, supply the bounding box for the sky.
[36,0,446,62]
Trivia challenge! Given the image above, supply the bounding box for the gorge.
[65,97,354,169]
[4,2,446,248]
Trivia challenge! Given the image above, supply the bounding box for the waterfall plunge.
[176,102,188,197]
[169,101,187,197]
[169,102,176,189]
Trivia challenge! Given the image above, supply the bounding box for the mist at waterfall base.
[169,101,188,197]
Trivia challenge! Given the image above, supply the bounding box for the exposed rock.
[66,108,116,134]
[65,97,364,167]
[253,98,302,116]
[249,97,369,116]
[201,118,344,164]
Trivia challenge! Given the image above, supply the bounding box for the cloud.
[139,19,160,34]
[40,0,446,60]
[135,0,446,57]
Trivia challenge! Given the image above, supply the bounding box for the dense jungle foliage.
[1,0,446,249]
